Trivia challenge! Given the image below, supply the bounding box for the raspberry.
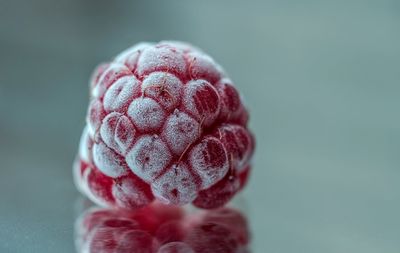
[75,203,251,253]
[74,41,254,209]
[193,170,241,209]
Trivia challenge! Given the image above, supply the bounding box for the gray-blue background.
[0,0,399,252]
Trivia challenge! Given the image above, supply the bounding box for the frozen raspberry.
[75,203,251,253]
[74,41,255,209]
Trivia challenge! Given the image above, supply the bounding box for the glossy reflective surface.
[75,202,250,253]
[1,0,400,252]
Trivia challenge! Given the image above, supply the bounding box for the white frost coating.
[92,142,128,178]
[151,163,197,205]
[87,99,105,139]
[125,135,172,183]
[114,116,136,154]
[100,112,136,155]
[91,63,131,98]
[215,79,242,120]
[157,242,195,253]
[103,75,140,113]
[187,51,224,82]
[161,110,200,155]
[114,42,153,63]
[159,40,202,53]
[136,46,187,76]
[183,80,221,126]
[79,126,92,162]
[188,137,229,189]
[128,97,166,131]
[80,167,109,208]
[112,177,151,208]
[218,124,252,171]
[141,71,182,110]
[89,63,109,92]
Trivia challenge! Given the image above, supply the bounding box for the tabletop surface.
[1,0,399,252]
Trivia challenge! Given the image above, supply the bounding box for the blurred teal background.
[0,0,399,252]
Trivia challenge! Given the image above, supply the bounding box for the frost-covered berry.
[74,41,255,209]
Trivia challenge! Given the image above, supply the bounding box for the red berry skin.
[193,170,241,209]
[75,203,251,253]
[75,41,255,209]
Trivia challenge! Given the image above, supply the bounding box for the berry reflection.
[75,202,251,253]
